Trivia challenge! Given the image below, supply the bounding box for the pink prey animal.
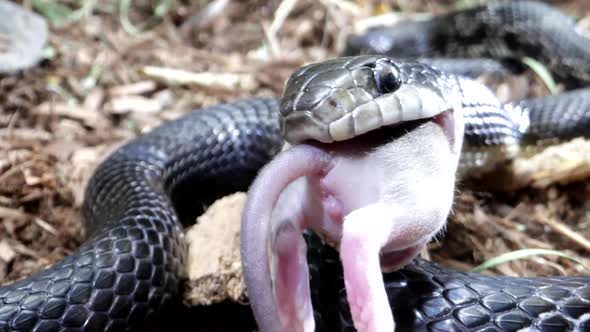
[241,56,466,332]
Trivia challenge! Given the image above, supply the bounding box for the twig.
[269,0,298,38]
[11,240,42,259]
[535,208,590,253]
[180,0,230,35]
[489,215,553,249]
[142,66,257,91]
[262,0,298,57]
[0,206,27,222]
[34,218,58,236]
[0,159,37,185]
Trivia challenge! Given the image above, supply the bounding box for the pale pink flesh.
[241,113,464,332]
[273,222,313,331]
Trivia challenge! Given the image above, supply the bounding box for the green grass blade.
[32,0,74,26]
[471,248,590,273]
[32,0,96,26]
[521,57,559,94]
[454,0,490,10]
[120,0,172,36]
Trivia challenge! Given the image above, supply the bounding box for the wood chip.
[83,88,105,111]
[108,81,157,97]
[0,206,27,221]
[468,138,590,191]
[0,149,32,172]
[108,95,163,114]
[0,128,52,141]
[515,138,590,188]
[34,102,109,128]
[34,218,58,236]
[142,66,258,91]
[0,240,16,263]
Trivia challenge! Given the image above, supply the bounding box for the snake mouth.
[433,109,458,147]
[380,245,423,272]
[303,113,453,153]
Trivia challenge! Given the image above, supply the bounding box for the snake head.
[280,55,457,144]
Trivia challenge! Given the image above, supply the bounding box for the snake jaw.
[379,242,425,272]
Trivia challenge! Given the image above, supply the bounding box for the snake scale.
[1,1,590,331]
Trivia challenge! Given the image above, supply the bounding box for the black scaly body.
[306,232,590,331]
[0,99,282,331]
[345,1,590,88]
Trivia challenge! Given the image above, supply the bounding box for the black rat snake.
[1,1,590,331]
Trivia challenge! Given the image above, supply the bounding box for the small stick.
[535,208,590,253]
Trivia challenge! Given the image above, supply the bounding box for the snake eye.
[373,59,401,93]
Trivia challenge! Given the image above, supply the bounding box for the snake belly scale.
[1,1,590,332]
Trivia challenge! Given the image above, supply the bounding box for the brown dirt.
[1,1,590,331]
[185,193,247,306]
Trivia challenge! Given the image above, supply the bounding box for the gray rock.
[0,0,48,73]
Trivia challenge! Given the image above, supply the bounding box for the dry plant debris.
[0,1,589,330]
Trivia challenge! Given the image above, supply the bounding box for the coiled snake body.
[1,1,590,331]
